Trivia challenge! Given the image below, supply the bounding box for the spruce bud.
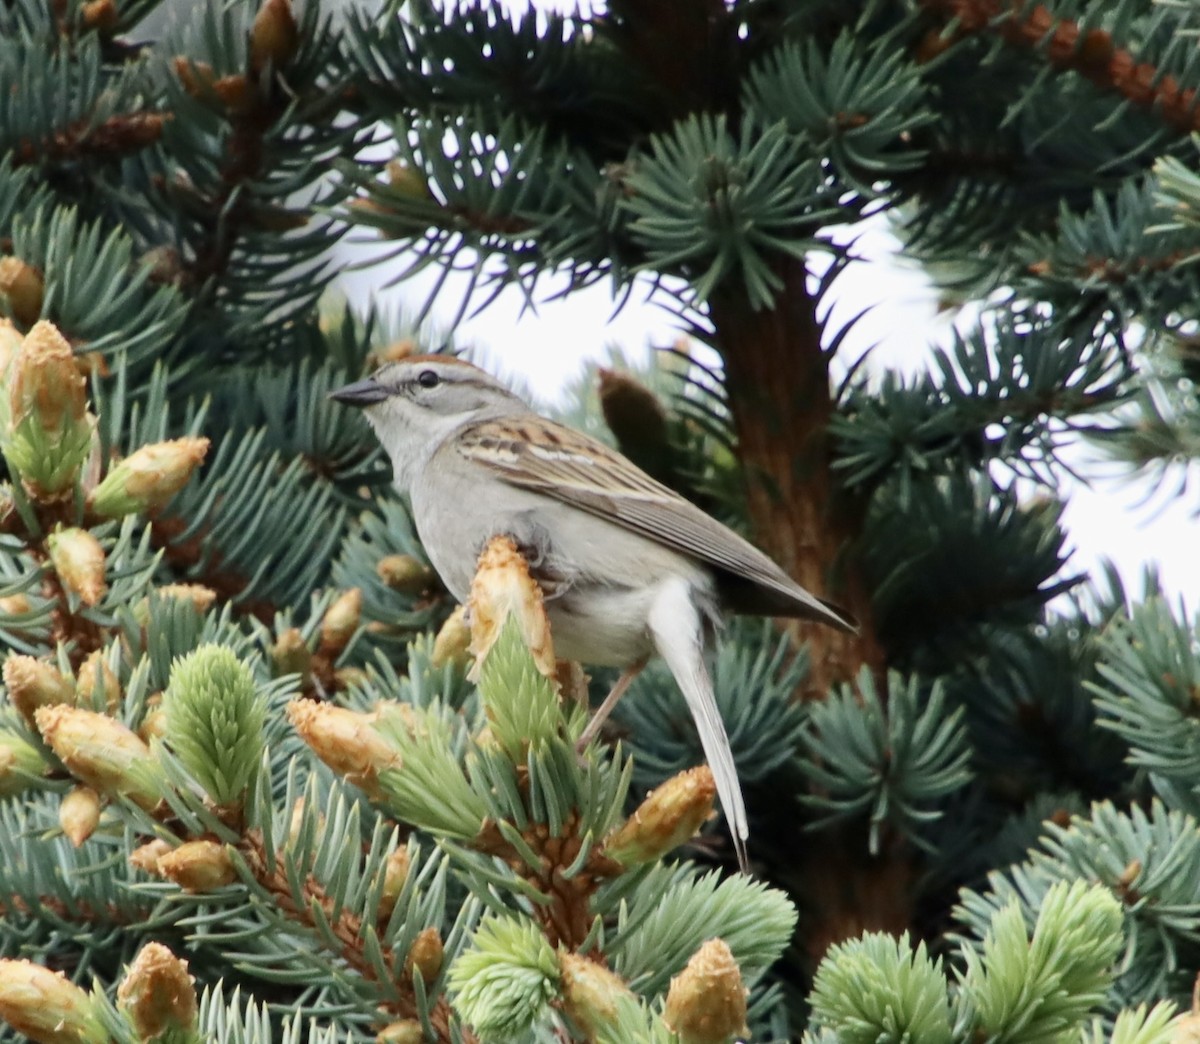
[0,730,46,797]
[559,952,640,1042]
[9,321,84,430]
[47,527,107,606]
[163,644,264,807]
[287,700,398,799]
[3,655,75,726]
[81,0,119,31]
[604,766,716,867]
[250,0,299,71]
[431,606,471,669]
[467,536,555,682]
[34,705,163,812]
[378,845,411,922]
[59,786,101,847]
[89,437,209,518]
[662,939,748,1044]
[76,649,120,712]
[117,942,198,1041]
[154,584,217,615]
[271,627,312,682]
[0,960,106,1044]
[367,338,418,368]
[129,838,172,875]
[156,840,236,892]
[0,258,44,326]
[404,927,444,983]
[320,587,362,655]
[5,322,92,498]
[386,161,432,201]
[0,593,30,616]
[0,318,22,374]
[376,554,435,594]
[377,1021,423,1044]
[139,706,167,743]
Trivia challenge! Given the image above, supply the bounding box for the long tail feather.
[648,578,750,873]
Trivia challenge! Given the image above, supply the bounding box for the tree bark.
[711,256,912,965]
[709,254,885,701]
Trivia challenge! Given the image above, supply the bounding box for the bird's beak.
[329,377,388,407]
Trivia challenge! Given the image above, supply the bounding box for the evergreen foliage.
[1,0,1200,1041]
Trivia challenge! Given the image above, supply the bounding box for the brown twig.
[13,113,170,167]
[921,0,1200,133]
[474,815,622,952]
[239,831,473,1043]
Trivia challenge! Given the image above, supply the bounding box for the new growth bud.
[162,644,265,807]
[0,258,44,326]
[320,587,362,655]
[117,942,199,1040]
[378,845,411,922]
[59,786,101,847]
[129,838,172,875]
[156,840,236,892]
[3,655,75,726]
[287,700,398,800]
[604,766,716,867]
[0,318,22,374]
[431,606,471,669]
[89,437,210,518]
[46,527,107,606]
[3,321,93,498]
[377,1022,424,1044]
[250,0,299,71]
[662,939,748,1044]
[377,554,435,594]
[76,649,120,711]
[0,960,107,1044]
[271,627,313,682]
[468,536,555,681]
[405,927,445,983]
[154,584,217,614]
[386,161,432,201]
[81,0,119,31]
[34,705,163,812]
[9,322,85,430]
[0,730,46,797]
[559,952,640,1042]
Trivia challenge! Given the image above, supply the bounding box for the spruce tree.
[1,0,1200,1042]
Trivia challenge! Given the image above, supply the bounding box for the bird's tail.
[649,579,750,873]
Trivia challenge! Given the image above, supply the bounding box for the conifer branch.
[474,815,622,950]
[920,0,1200,133]
[237,831,473,1043]
[13,112,170,167]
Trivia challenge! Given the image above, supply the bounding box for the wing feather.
[457,419,855,632]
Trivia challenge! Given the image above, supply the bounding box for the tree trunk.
[709,254,885,701]
[711,256,911,964]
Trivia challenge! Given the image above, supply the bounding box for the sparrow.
[331,355,854,871]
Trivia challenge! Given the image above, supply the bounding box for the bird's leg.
[575,657,647,752]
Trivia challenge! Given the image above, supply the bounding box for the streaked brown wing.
[457,418,855,632]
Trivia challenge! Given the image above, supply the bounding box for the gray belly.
[543,586,659,667]
[408,471,710,668]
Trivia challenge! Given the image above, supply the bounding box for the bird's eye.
[417,370,440,389]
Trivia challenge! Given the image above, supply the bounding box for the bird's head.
[329,355,526,489]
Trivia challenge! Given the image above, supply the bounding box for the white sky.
[333,214,1199,614]
[131,0,1195,613]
